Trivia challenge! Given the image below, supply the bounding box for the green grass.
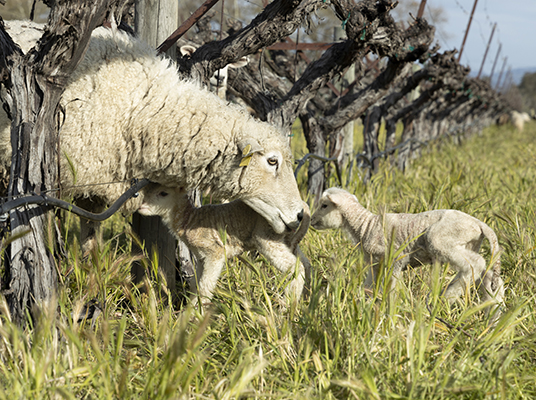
[1,122,536,399]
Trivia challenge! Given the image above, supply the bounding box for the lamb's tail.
[479,220,505,304]
[289,201,311,253]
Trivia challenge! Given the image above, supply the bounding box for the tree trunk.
[299,108,325,205]
[0,0,114,326]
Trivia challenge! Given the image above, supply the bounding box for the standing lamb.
[311,188,504,316]
[0,23,304,248]
[137,183,311,307]
[511,110,531,132]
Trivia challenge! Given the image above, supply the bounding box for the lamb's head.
[180,45,248,99]
[235,137,304,235]
[138,184,185,226]
[312,187,357,230]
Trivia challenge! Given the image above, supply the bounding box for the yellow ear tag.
[239,155,252,167]
[240,144,253,166]
[242,144,252,157]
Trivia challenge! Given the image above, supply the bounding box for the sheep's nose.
[296,208,304,223]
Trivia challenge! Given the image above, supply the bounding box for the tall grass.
[1,122,535,398]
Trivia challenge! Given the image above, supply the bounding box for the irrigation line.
[0,178,150,222]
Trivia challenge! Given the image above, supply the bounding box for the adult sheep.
[0,22,304,244]
[312,188,504,321]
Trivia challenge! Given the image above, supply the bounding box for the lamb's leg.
[75,197,105,255]
[80,218,102,255]
[297,246,312,298]
[441,246,487,303]
[258,241,305,302]
[387,259,404,293]
[363,253,380,292]
[190,250,226,308]
[466,239,505,306]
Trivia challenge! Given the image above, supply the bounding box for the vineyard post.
[457,0,479,63]
[132,0,180,300]
[477,22,496,79]
[489,42,501,87]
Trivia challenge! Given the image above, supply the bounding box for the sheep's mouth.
[283,216,300,232]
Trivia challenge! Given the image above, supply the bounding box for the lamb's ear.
[324,192,339,205]
[180,45,196,57]
[238,139,264,167]
[228,56,248,69]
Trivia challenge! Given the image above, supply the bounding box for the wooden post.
[133,0,179,299]
[457,0,479,63]
[341,64,355,167]
[477,22,496,79]
[489,42,501,86]
[495,56,507,90]
[416,0,427,18]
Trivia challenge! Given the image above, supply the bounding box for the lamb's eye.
[267,157,278,167]
[321,204,328,209]
[159,191,169,197]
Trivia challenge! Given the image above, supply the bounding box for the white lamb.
[511,110,531,132]
[137,184,311,307]
[179,44,248,100]
[311,188,504,315]
[0,22,304,248]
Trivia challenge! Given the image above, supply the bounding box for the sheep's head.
[311,188,355,230]
[236,137,304,235]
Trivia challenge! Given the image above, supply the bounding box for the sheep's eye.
[321,203,328,209]
[159,191,169,197]
[267,157,278,167]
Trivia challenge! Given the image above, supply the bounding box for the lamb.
[179,44,248,100]
[311,187,504,315]
[0,22,304,248]
[511,110,531,132]
[137,183,311,307]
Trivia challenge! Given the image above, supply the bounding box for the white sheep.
[511,110,531,132]
[0,22,304,249]
[137,183,311,307]
[179,44,248,100]
[1,19,44,53]
[311,187,504,316]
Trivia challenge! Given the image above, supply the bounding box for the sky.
[425,0,536,82]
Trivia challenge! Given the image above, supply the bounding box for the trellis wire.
[294,117,489,184]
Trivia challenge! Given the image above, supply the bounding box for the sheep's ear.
[180,45,196,57]
[238,139,264,167]
[228,56,248,69]
[325,193,338,205]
